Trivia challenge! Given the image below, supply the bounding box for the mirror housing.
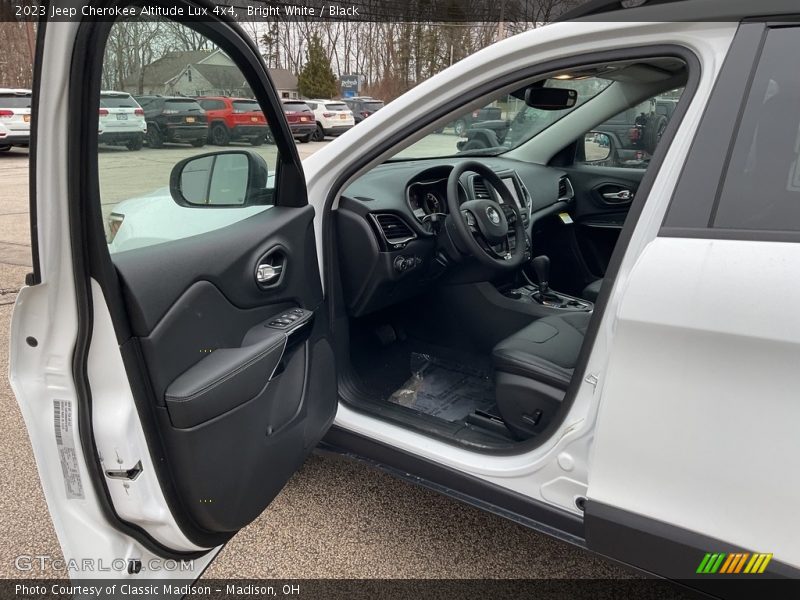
[583,131,614,163]
[169,150,271,208]
[524,87,578,110]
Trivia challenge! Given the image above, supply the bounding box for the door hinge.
[584,372,599,389]
[105,460,143,481]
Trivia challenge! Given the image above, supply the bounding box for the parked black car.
[133,95,208,148]
[449,105,503,136]
[344,97,384,123]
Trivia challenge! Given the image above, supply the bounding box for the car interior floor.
[345,300,519,445]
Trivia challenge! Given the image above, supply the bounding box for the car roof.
[100,90,132,96]
[559,0,800,21]
[0,88,32,95]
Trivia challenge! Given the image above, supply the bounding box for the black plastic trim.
[321,426,585,542]
[26,8,47,285]
[326,44,701,456]
[661,226,800,243]
[586,500,800,593]
[661,22,765,232]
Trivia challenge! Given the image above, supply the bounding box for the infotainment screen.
[501,177,520,207]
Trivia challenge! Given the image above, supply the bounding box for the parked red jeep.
[196,96,269,146]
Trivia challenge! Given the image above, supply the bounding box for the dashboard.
[336,157,574,316]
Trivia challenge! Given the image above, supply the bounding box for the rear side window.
[100,94,137,108]
[713,28,800,232]
[283,102,311,112]
[199,99,226,110]
[164,99,203,112]
[232,100,260,112]
[0,93,32,108]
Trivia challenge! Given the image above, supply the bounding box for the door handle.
[602,189,633,202]
[256,263,282,284]
[255,246,287,288]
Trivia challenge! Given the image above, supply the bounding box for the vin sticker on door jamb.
[53,399,85,499]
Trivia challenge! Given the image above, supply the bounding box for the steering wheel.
[446,161,527,269]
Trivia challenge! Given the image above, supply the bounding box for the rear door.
[586,22,800,588]
[10,2,336,579]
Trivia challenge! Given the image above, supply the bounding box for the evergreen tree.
[297,35,338,99]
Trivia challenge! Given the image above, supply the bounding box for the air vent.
[558,176,574,200]
[472,177,492,200]
[371,213,416,247]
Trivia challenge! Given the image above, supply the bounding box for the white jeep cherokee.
[97,91,147,151]
[0,88,32,151]
[305,99,356,141]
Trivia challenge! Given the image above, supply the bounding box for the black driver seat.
[491,312,591,438]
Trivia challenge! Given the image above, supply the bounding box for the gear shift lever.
[531,255,550,297]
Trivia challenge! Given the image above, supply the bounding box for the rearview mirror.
[525,87,578,110]
[583,131,613,163]
[169,150,270,207]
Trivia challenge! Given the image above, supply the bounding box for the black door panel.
[113,206,322,336]
[563,165,646,279]
[112,205,336,536]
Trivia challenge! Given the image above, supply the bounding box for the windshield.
[392,76,612,160]
[325,103,349,111]
[361,101,384,111]
[0,93,32,108]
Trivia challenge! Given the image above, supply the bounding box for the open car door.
[9,0,337,580]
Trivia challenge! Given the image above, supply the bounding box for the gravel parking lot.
[0,143,629,581]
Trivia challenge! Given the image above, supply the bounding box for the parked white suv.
[0,88,32,151]
[97,91,147,150]
[305,99,355,141]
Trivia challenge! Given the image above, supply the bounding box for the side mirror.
[583,131,613,163]
[169,150,270,208]
[524,87,577,110]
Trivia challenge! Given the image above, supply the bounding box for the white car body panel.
[589,237,800,569]
[302,20,737,516]
[307,99,356,133]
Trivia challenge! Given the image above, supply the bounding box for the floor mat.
[387,352,496,422]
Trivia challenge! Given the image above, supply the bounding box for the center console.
[503,284,592,311]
